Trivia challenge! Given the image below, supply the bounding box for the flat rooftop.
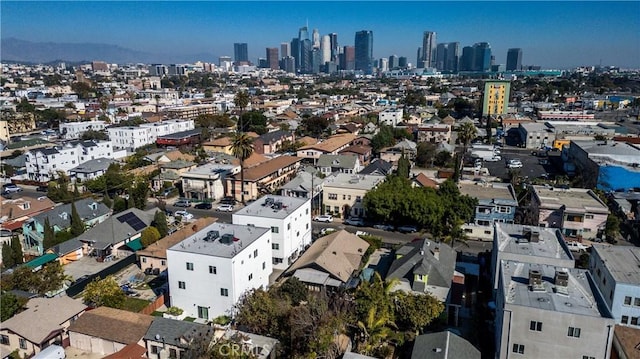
[458,181,517,204]
[532,185,609,213]
[495,223,574,261]
[501,260,611,318]
[572,140,640,166]
[234,196,309,220]
[591,245,640,285]
[168,223,269,258]
[323,173,385,190]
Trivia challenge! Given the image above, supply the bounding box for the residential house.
[386,239,464,325]
[203,137,233,155]
[75,208,154,259]
[378,108,404,127]
[108,126,153,151]
[296,134,356,160]
[410,330,480,359]
[137,217,217,272]
[317,154,362,175]
[339,144,373,166]
[59,120,107,139]
[50,238,85,265]
[143,317,213,359]
[379,139,417,163]
[152,159,198,190]
[612,325,640,359]
[417,124,452,144]
[589,245,640,327]
[322,173,385,218]
[253,130,295,154]
[68,307,154,356]
[181,162,238,201]
[412,173,439,189]
[218,329,279,359]
[0,196,56,233]
[530,185,609,240]
[69,158,116,182]
[144,150,196,165]
[0,297,86,358]
[491,223,575,291]
[458,181,518,241]
[167,223,273,320]
[139,119,195,140]
[494,261,614,359]
[22,198,111,255]
[226,156,302,202]
[359,159,393,176]
[285,230,369,290]
[233,196,311,269]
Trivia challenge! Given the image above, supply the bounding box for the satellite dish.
[155,334,160,340]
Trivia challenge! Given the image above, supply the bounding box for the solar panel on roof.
[128,218,147,231]
[117,213,134,223]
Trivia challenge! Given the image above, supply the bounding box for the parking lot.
[474,147,562,181]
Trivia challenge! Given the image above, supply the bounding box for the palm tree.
[230,132,254,204]
[457,122,477,153]
[234,90,250,132]
[357,305,397,356]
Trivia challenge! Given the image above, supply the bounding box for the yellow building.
[482,81,511,116]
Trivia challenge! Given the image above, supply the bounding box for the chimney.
[528,269,544,292]
[554,271,569,287]
[432,247,440,261]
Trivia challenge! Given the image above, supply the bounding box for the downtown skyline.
[2,1,639,69]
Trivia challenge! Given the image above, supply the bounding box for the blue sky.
[2,1,639,68]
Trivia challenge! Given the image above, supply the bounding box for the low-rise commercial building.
[566,140,640,191]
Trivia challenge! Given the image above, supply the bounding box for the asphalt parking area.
[482,149,561,181]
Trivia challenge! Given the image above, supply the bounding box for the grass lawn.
[183,317,196,322]
[122,297,151,313]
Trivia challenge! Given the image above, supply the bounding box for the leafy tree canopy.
[83,276,125,308]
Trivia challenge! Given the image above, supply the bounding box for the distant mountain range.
[1,38,215,65]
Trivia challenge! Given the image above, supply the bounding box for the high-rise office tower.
[312,29,320,49]
[233,43,249,64]
[290,38,300,71]
[300,39,312,73]
[421,31,436,68]
[329,33,338,60]
[354,30,373,74]
[379,58,389,72]
[266,48,279,70]
[446,42,459,72]
[258,58,268,68]
[321,35,331,64]
[281,56,296,73]
[506,48,522,71]
[473,42,492,72]
[435,43,447,71]
[299,26,309,41]
[341,46,355,70]
[417,47,422,68]
[280,42,290,58]
[398,56,408,68]
[311,48,321,74]
[388,55,399,70]
[460,46,474,71]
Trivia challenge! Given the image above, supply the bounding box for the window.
[635,298,640,307]
[356,196,362,202]
[512,344,525,354]
[248,273,253,281]
[529,321,542,331]
[272,243,280,250]
[273,257,283,264]
[287,223,291,230]
[271,226,279,233]
[632,317,639,326]
[161,260,166,266]
[254,249,258,257]
[621,315,629,324]
[328,193,338,200]
[596,268,601,277]
[567,327,581,338]
[169,348,178,358]
[19,338,26,350]
[186,262,194,271]
[178,281,186,289]
[343,194,346,200]
[585,214,594,219]
[142,257,147,263]
[209,266,217,274]
[197,306,209,320]
[151,345,161,354]
[220,288,229,297]
[306,223,309,230]
[0,335,8,345]
[582,356,595,359]
[624,296,632,305]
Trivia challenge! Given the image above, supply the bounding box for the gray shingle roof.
[386,239,456,292]
[411,331,480,359]
[76,208,153,250]
[317,154,358,169]
[359,159,392,175]
[69,158,116,174]
[32,198,110,231]
[143,317,212,349]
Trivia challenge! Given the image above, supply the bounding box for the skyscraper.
[321,35,331,64]
[417,47,422,68]
[473,42,492,72]
[280,42,290,58]
[354,30,373,74]
[300,39,312,73]
[398,56,408,68]
[329,33,338,61]
[460,46,474,71]
[298,26,309,41]
[421,31,436,68]
[435,43,447,71]
[388,55,399,70]
[341,46,355,70]
[266,48,279,70]
[506,48,522,71]
[312,29,320,49]
[379,58,389,72]
[446,42,460,72]
[290,38,300,71]
[233,43,249,64]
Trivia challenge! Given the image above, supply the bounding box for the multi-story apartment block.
[25,140,114,182]
[495,261,614,359]
[139,119,195,138]
[589,245,640,328]
[459,181,518,241]
[491,223,575,290]
[482,80,511,116]
[59,121,107,139]
[108,119,195,151]
[378,108,404,127]
[416,124,451,144]
[181,162,239,201]
[167,223,272,320]
[296,134,356,160]
[165,104,217,120]
[531,185,609,240]
[233,196,311,269]
[225,156,302,202]
[322,173,385,218]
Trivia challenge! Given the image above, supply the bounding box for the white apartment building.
[108,119,195,151]
[166,223,272,320]
[233,196,312,270]
[589,245,640,328]
[59,121,107,139]
[495,261,614,359]
[139,119,195,138]
[25,140,114,182]
[378,108,404,127]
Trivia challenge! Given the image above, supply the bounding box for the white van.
[33,345,65,359]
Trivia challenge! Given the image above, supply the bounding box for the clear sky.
[2,1,639,68]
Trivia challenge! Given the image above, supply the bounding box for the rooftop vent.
[348,176,361,184]
[204,230,220,242]
[529,269,545,292]
[262,198,275,207]
[554,270,569,287]
[220,233,234,245]
[273,201,283,211]
[529,230,540,243]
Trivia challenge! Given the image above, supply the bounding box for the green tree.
[3,262,68,295]
[83,276,125,308]
[356,305,397,356]
[43,217,56,250]
[301,116,329,137]
[234,288,289,339]
[1,292,27,321]
[230,133,255,204]
[403,90,426,107]
[605,214,620,239]
[70,202,85,237]
[80,130,109,141]
[371,125,395,153]
[415,142,437,168]
[9,236,23,267]
[394,292,444,333]
[140,227,161,247]
[396,153,410,178]
[113,197,127,213]
[102,195,113,209]
[457,122,477,153]
[152,211,169,238]
[240,111,268,134]
[434,150,453,167]
[234,90,250,114]
[130,180,150,210]
[2,243,14,269]
[16,98,36,113]
[278,277,308,305]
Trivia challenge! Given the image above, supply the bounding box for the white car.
[313,215,333,223]
[174,210,194,221]
[216,204,234,212]
[565,241,588,252]
[508,162,523,169]
[485,156,501,162]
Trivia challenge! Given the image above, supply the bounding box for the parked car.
[507,159,523,169]
[565,241,588,252]
[217,204,234,212]
[1,183,22,194]
[0,229,12,238]
[36,185,48,192]
[174,200,191,207]
[397,225,418,233]
[194,202,213,209]
[538,159,550,165]
[343,218,365,226]
[174,210,194,221]
[485,155,501,162]
[373,224,395,231]
[220,196,237,205]
[160,188,175,197]
[313,215,333,223]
